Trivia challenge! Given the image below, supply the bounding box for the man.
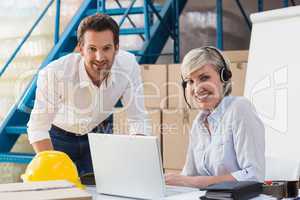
[27,14,151,175]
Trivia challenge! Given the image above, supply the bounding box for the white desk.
[86,186,279,200]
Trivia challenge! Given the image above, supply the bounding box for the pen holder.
[262,181,285,199]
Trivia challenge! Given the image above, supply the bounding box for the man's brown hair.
[77,13,119,46]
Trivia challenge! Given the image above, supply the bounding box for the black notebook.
[200,181,262,200]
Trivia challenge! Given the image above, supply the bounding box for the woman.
[165,46,265,187]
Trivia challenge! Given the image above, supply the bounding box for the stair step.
[120,28,145,35]
[0,152,34,164]
[5,126,27,134]
[85,5,162,16]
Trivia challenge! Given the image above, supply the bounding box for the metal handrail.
[0,0,60,76]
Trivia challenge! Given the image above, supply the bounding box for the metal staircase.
[0,0,187,164]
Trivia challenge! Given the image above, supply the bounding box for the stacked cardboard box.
[224,50,248,96]
[162,109,199,172]
[141,64,168,109]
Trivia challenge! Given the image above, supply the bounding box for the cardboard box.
[230,62,247,96]
[167,64,187,109]
[113,108,161,142]
[167,62,248,108]
[164,169,182,174]
[0,180,92,200]
[162,109,199,170]
[223,50,249,63]
[141,64,168,109]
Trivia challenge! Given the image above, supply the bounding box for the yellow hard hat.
[21,150,84,189]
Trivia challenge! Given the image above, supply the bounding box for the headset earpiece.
[181,77,191,109]
[204,46,232,83]
[220,67,232,82]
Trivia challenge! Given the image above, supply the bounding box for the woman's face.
[186,64,224,110]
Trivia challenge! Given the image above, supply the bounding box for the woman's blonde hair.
[181,46,232,96]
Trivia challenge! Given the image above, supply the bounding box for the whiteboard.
[244,6,300,158]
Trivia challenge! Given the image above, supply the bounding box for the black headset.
[181,46,232,108]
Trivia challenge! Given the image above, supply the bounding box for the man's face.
[79,30,119,79]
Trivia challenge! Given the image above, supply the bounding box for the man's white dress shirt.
[27,50,151,143]
[182,96,265,182]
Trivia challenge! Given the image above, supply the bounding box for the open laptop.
[88,134,198,199]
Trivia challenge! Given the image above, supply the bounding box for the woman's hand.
[165,173,209,187]
[165,173,235,188]
[165,173,188,186]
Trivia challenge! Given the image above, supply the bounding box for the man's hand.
[32,139,54,153]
